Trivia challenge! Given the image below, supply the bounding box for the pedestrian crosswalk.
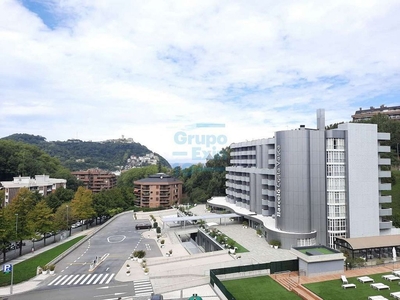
[48,273,115,286]
[133,279,153,296]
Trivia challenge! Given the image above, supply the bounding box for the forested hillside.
[1,134,171,171]
[0,139,81,189]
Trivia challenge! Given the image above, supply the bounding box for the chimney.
[316,109,325,130]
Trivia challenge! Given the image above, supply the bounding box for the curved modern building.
[208,109,392,249]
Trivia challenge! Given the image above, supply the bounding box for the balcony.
[379,208,392,217]
[262,189,268,195]
[378,158,391,166]
[378,132,390,141]
[380,221,392,230]
[379,183,391,191]
[379,170,391,178]
[262,199,268,206]
[378,145,391,153]
[379,195,392,204]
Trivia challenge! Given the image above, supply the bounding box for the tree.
[70,187,95,229]
[0,207,14,261]
[54,203,73,236]
[0,189,4,207]
[6,188,36,256]
[45,187,75,212]
[117,165,167,188]
[27,200,54,246]
[52,168,84,191]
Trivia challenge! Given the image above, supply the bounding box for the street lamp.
[66,205,69,237]
[15,213,18,240]
[15,213,18,252]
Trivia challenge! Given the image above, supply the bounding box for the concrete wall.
[196,230,224,252]
[299,258,344,277]
[339,123,380,237]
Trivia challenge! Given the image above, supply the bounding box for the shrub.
[156,227,161,234]
[137,250,146,259]
[269,240,281,247]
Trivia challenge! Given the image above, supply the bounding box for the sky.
[1,0,400,166]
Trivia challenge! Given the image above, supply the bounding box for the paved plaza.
[130,204,297,299]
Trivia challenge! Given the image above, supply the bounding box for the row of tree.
[0,185,135,261]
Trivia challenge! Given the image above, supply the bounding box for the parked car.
[135,223,152,230]
[150,294,164,300]
[71,221,82,229]
[32,233,44,242]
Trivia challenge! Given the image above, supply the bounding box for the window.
[326,138,345,150]
[327,164,345,177]
[327,178,346,190]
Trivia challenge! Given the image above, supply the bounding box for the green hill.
[1,134,170,171]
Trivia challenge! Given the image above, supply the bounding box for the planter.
[274,246,278,249]
[49,270,55,275]
[229,249,235,254]
[138,258,143,263]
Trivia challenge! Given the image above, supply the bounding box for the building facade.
[1,175,67,206]
[352,104,400,121]
[134,173,183,208]
[71,169,117,193]
[208,109,392,249]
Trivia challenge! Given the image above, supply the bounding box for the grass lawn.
[0,236,85,287]
[235,242,249,253]
[223,276,301,299]
[298,247,336,255]
[305,272,400,300]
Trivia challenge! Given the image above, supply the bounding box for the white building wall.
[340,123,380,237]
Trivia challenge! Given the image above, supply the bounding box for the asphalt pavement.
[0,205,298,300]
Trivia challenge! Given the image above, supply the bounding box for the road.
[0,220,106,264]
[6,213,162,300]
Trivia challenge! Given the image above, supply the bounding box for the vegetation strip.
[223,276,301,299]
[0,236,85,287]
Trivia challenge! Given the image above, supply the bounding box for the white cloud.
[1,0,400,165]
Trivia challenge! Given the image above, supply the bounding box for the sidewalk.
[0,229,92,296]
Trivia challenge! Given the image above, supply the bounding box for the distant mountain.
[2,134,171,171]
